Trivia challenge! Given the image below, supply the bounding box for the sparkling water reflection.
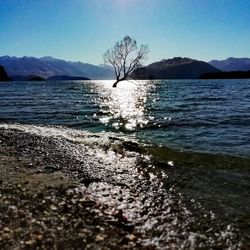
[92,80,153,131]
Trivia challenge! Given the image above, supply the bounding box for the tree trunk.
[112,76,127,87]
[112,80,119,88]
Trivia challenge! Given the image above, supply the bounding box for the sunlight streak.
[92,80,153,131]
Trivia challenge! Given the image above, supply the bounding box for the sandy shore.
[0,125,243,249]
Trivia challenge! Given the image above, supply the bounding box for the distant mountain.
[0,65,11,81]
[133,57,220,79]
[47,75,90,81]
[6,55,250,81]
[0,56,115,80]
[208,57,250,71]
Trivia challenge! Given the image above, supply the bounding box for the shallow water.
[0,79,250,244]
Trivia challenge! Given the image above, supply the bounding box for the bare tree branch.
[103,36,149,87]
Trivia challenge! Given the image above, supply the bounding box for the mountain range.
[0,56,249,81]
[208,57,250,71]
[0,56,115,80]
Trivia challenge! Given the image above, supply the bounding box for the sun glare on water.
[93,80,152,131]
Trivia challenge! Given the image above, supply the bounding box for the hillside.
[209,57,250,72]
[0,56,115,80]
[133,57,220,79]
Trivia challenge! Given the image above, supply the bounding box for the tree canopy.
[103,36,149,87]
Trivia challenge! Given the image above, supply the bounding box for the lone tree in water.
[104,36,149,87]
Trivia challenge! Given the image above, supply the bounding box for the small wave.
[143,121,217,130]
[184,97,227,102]
[0,123,116,148]
[218,116,250,126]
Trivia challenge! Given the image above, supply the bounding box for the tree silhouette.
[104,36,149,87]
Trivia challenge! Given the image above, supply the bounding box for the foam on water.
[0,123,118,148]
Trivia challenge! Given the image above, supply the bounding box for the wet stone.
[44,165,58,173]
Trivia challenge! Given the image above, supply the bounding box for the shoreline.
[0,125,243,249]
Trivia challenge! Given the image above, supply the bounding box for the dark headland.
[0,65,11,81]
[47,75,90,81]
[199,70,250,79]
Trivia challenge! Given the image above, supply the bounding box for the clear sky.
[1,0,250,65]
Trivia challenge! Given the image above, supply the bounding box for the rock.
[44,165,58,173]
[50,204,58,211]
[124,234,136,241]
[34,234,43,241]
[25,240,36,246]
[113,209,128,223]
[95,234,105,242]
[80,177,93,187]
[2,233,11,240]
[3,227,12,233]
[120,234,137,244]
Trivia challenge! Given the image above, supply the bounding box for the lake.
[0,79,250,243]
[1,79,250,157]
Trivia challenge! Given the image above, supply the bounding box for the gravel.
[0,125,244,249]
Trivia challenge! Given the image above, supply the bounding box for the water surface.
[1,79,250,157]
[0,79,250,242]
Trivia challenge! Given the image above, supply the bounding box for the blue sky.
[1,0,249,64]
